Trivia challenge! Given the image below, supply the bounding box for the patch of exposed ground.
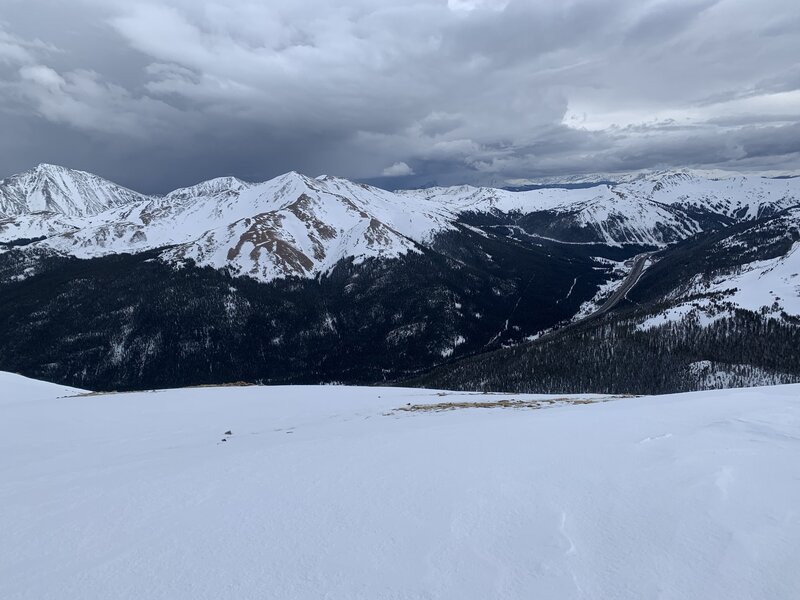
[226,213,314,275]
[393,395,634,413]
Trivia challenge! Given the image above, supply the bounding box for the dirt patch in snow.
[393,396,631,413]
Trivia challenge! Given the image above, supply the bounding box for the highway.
[534,251,655,343]
[592,251,654,317]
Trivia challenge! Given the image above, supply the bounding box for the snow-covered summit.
[0,164,149,218]
[165,175,253,202]
[160,171,454,280]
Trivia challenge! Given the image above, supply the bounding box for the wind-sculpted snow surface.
[1,165,798,281]
[2,376,799,599]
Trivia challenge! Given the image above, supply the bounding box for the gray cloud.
[0,0,798,192]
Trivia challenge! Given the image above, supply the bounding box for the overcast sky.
[1,0,799,192]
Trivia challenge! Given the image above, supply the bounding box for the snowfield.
[2,374,799,599]
[0,370,85,404]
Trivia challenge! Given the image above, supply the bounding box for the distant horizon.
[2,160,799,197]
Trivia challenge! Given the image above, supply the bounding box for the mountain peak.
[0,163,148,218]
[166,176,252,200]
[29,163,97,181]
[33,162,70,173]
[274,170,317,186]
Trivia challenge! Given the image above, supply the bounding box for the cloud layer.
[0,0,798,191]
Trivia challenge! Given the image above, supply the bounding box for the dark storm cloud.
[0,0,798,192]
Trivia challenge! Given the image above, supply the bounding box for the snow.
[0,371,85,405]
[574,257,628,318]
[2,375,800,599]
[440,334,466,357]
[403,184,700,246]
[506,167,800,187]
[557,277,578,303]
[19,171,455,282]
[2,165,800,282]
[637,302,725,331]
[0,164,148,218]
[622,170,800,220]
[687,361,796,389]
[650,240,800,321]
[703,241,800,317]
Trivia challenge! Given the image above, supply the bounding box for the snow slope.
[636,207,800,323]
[623,170,800,220]
[630,241,800,328]
[2,378,799,599]
[701,240,800,316]
[404,184,701,245]
[0,371,84,405]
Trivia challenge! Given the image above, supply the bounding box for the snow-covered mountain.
[162,173,456,280]
[2,165,799,282]
[633,206,800,322]
[621,170,800,221]
[15,171,455,281]
[507,166,800,187]
[0,164,149,218]
[403,183,703,245]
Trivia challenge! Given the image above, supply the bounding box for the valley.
[1,165,799,393]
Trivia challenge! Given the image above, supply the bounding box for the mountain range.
[1,163,799,392]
